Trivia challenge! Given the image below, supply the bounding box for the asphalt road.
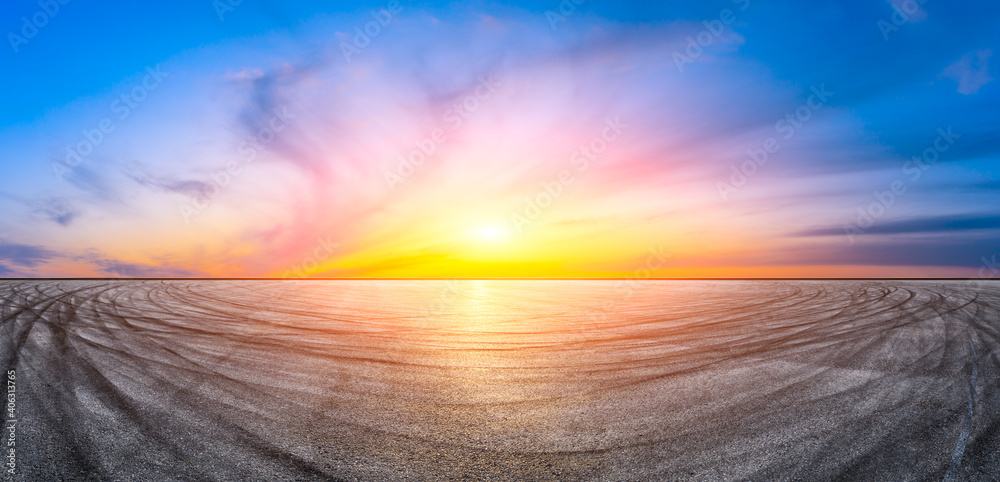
[1,280,998,481]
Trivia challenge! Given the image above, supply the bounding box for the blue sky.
[1,0,998,277]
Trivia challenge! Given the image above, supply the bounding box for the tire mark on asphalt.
[944,332,979,481]
[6,280,1000,480]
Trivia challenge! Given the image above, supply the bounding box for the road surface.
[1,280,998,480]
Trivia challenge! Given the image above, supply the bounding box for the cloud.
[34,197,82,226]
[96,260,204,278]
[810,236,998,268]
[75,250,206,278]
[120,161,216,200]
[0,244,205,277]
[59,164,118,201]
[800,214,1000,237]
[943,49,993,95]
[234,59,327,178]
[0,243,58,267]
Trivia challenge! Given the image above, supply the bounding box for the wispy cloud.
[943,49,993,95]
[801,213,1000,237]
[34,197,82,226]
[121,161,215,200]
[0,242,58,267]
[75,250,206,278]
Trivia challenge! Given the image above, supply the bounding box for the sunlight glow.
[475,224,508,242]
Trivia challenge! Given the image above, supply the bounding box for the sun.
[474,223,509,242]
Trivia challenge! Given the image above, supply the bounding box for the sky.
[0,0,998,278]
